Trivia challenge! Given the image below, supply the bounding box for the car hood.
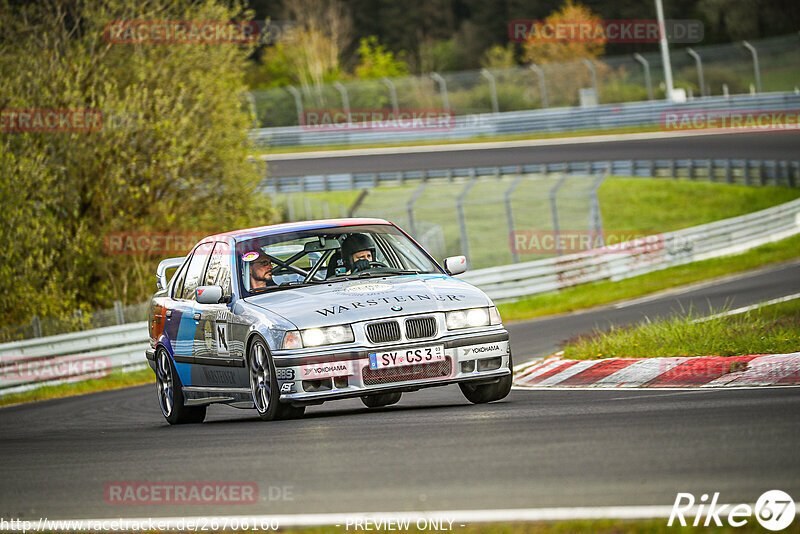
[243,274,491,328]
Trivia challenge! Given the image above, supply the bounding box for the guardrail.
[459,197,800,300]
[250,92,800,148]
[2,197,799,394]
[264,158,800,193]
[0,322,149,394]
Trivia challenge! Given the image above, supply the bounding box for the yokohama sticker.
[461,342,506,359]
[299,361,354,379]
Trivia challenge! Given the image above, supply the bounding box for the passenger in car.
[341,233,376,273]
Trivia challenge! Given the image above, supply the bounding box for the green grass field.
[497,233,800,322]
[0,367,154,408]
[562,298,800,360]
[276,177,800,270]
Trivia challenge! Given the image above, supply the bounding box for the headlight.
[489,306,502,325]
[300,325,354,347]
[282,331,303,349]
[446,308,491,330]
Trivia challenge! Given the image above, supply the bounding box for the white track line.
[260,129,753,160]
[43,504,789,529]
[695,292,800,322]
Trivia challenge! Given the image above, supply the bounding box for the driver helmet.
[341,233,376,270]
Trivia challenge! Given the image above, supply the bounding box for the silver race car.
[146,218,512,424]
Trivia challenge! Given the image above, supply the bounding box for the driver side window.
[182,242,213,300]
[171,254,192,299]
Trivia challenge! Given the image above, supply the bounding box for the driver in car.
[341,233,376,274]
[250,256,277,289]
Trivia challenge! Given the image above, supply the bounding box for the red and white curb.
[513,352,800,388]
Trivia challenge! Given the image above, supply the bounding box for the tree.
[0,0,274,333]
[522,0,606,64]
[354,36,409,79]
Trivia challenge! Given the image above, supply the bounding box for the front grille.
[366,320,401,343]
[362,357,452,385]
[405,316,437,339]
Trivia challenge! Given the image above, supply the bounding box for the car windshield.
[236,224,442,295]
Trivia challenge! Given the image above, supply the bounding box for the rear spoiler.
[156,257,184,290]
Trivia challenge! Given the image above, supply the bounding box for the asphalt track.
[1,261,799,521]
[266,131,800,177]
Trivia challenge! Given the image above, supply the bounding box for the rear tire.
[361,391,402,408]
[155,347,206,424]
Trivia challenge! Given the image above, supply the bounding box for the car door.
[189,241,248,389]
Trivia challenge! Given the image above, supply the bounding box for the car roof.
[204,218,394,243]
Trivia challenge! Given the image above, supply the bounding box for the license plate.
[368,345,445,370]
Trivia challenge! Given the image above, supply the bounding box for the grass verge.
[0,367,153,408]
[497,233,800,322]
[562,298,800,360]
[255,124,663,155]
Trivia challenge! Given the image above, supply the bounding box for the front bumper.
[272,329,511,406]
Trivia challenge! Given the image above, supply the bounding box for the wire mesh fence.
[250,34,800,128]
[351,172,605,270]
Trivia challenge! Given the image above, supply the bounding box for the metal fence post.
[287,196,296,220]
[304,197,312,220]
[286,86,304,126]
[32,315,42,338]
[406,182,427,237]
[549,174,569,255]
[504,174,525,263]
[633,53,653,101]
[333,82,351,124]
[582,59,599,102]
[742,41,762,94]
[457,171,477,264]
[430,72,450,112]
[589,171,609,248]
[381,77,399,114]
[744,160,752,186]
[687,48,706,97]
[529,64,548,108]
[244,91,259,127]
[480,69,499,114]
[114,300,124,325]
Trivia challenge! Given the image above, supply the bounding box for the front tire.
[248,337,305,421]
[361,391,402,408]
[155,347,206,424]
[459,355,513,404]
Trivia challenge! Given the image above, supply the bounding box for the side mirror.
[443,256,467,275]
[196,285,224,304]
